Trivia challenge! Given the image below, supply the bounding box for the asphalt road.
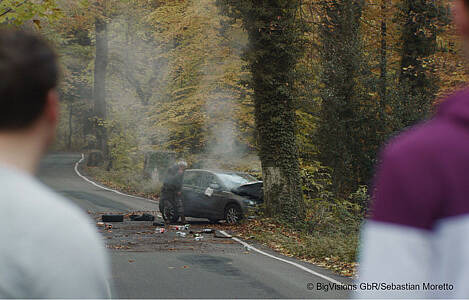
[38,153,351,299]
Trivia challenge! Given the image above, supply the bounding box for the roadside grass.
[230,218,359,277]
[83,166,160,200]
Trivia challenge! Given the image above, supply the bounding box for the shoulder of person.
[383,119,450,166]
[0,171,102,249]
[384,88,469,161]
[0,172,110,298]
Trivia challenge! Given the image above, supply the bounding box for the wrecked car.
[159,169,263,224]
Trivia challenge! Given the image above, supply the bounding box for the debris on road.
[102,214,124,222]
[93,211,238,252]
[189,228,214,235]
[129,213,155,221]
[172,224,190,231]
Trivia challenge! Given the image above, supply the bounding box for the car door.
[196,173,226,219]
[185,170,214,217]
[182,171,202,217]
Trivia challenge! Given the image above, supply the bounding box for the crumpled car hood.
[231,181,263,202]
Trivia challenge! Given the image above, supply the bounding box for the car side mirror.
[209,183,220,190]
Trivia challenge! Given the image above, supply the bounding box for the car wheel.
[224,204,242,224]
[162,201,179,223]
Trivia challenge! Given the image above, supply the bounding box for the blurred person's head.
[177,161,187,173]
[0,29,59,173]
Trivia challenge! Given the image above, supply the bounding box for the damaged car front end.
[160,169,263,224]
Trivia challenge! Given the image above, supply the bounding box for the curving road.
[38,153,351,299]
[38,153,157,213]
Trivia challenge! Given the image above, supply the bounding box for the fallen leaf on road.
[128,259,135,263]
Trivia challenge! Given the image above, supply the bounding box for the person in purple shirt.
[355,1,469,298]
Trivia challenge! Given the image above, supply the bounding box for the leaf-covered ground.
[227,219,358,277]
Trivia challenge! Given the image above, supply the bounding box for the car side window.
[198,172,210,189]
[183,172,199,187]
[206,174,215,188]
[197,173,215,189]
[206,174,222,189]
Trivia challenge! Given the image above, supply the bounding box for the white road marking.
[74,153,158,204]
[218,230,345,286]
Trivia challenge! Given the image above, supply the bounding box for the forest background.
[1,0,465,276]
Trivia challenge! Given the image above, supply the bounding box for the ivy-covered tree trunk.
[379,0,390,104]
[317,0,368,195]
[218,0,306,222]
[93,17,109,155]
[396,0,442,128]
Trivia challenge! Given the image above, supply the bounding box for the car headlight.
[243,199,256,206]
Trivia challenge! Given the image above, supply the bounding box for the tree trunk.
[123,19,149,105]
[317,0,366,195]
[93,17,108,156]
[379,0,389,104]
[397,0,440,127]
[234,1,306,222]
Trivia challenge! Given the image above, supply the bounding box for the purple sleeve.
[370,147,443,230]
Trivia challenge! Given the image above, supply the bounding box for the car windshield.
[216,173,258,190]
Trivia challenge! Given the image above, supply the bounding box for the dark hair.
[0,29,58,129]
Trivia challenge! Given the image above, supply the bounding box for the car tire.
[224,204,242,224]
[161,201,179,224]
